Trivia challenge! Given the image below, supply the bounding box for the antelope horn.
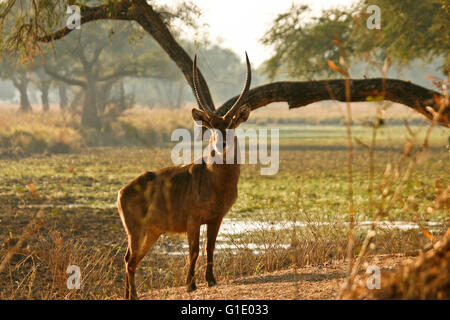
[193,55,215,116]
[224,52,251,119]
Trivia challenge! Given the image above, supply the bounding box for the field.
[0,102,448,299]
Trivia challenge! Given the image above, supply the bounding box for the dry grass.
[0,104,193,156]
[1,215,444,299]
[0,101,430,157]
[142,254,412,300]
[0,237,123,299]
[0,96,448,299]
[339,75,449,298]
[247,102,430,126]
[342,230,450,299]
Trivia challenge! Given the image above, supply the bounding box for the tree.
[261,1,449,79]
[57,82,68,111]
[0,52,33,112]
[0,0,448,126]
[32,65,53,112]
[352,0,449,72]
[261,5,355,79]
[41,20,177,128]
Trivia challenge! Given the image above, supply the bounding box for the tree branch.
[217,79,449,127]
[44,65,86,87]
[34,0,214,110]
[132,0,215,108]
[36,1,135,42]
[97,69,171,82]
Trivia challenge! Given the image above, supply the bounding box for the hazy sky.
[156,0,355,67]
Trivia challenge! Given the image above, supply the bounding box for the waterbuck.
[117,53,252,299]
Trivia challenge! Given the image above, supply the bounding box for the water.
[19,203,445,255]
[164,219,445,255]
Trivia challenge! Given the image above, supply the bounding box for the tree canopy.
[261,0,449,80]
[0,0,448,126]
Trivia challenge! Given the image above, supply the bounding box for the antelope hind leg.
[124,229,161,300]
[186,221,200,292]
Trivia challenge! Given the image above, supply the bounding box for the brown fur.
[118,119,247,299]
[118,54,251,299]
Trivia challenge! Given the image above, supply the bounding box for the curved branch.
[132,0,215,108]
[44,65,86,87]
[97,70,172,82]
[35,0,215,110]
[36,1,135,42]
[217,79,449,127]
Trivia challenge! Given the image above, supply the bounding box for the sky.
[156,0,355,67]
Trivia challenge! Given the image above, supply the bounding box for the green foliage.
[353,0,449,70]
[0,0,204,60]
[262,0,449,79]
[0,0,68,57]
[261,5,355,79]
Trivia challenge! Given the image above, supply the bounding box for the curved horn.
[193,55,215,116]
[224,52,252,119]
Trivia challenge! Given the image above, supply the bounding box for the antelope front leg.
[186,222,200,292]
[206,220,222,287]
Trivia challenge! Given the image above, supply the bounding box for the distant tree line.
[0,0,447,129]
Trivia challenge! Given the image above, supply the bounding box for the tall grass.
[0,90,448,299]
[340,73,449,296]
[0,105,192,157]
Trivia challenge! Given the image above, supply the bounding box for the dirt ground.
[142,254,415,300]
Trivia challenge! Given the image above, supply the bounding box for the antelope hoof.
[187,281,197,292]
[207,277,216,287]
[126,292,139,300]
[125,293,139,300]
[207,279,216,287]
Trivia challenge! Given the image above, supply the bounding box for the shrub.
[48,141,71,154]
[10,130,48,154]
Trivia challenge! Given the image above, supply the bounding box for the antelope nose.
[212,132,224,154]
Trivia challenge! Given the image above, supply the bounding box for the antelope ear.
[191,108,211,128]
[231,106,250,128]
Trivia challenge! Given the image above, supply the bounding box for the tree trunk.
[15,80,32,113]
[81,79,101,129]
[118,79,126,112]
[58,83,68,111]
[69,87,84,112]
[97,80,114,115]
[41,85,50,112]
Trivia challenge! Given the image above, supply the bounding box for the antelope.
[117,53,252,299]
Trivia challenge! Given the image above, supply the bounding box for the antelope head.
[191,52,252,157]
